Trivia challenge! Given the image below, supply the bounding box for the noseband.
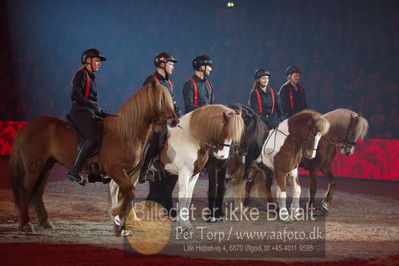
[325,116,358,148]
[275,126,318,152]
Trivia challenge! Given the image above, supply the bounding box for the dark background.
[1,0,398,138]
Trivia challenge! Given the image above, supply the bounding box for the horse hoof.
[278,209,291,222]
[311,209,325,217]
[177,223,193,231]
[321,202,330,213]
[207,217,218,223]
[20,222,35,233]
[114,224,125,237]
[40,220,55,230]
[121,229,132,237]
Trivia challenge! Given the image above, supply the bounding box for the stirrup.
[67,173,87,186]
[138,170,155,183]
[88,173,111,184]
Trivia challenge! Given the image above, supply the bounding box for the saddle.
[65,115,109,183]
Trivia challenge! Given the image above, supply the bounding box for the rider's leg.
[138,131,161,183]
[67,139,95,185]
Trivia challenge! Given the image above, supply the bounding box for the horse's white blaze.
[213,139,232,160]
[309,132,322,159]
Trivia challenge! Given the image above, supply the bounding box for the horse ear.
[151,78,158,89]
[234,107,242,117]
[223,111,232,123]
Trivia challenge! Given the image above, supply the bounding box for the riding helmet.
[192,55,213,70]
[154,52,178,67]
[254,68,271,80]
[81,48,106,65]
[286,66,302,76]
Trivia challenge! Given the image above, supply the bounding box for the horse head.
[340,113,369,156]
[190,105,244,161]
[323,108,369,156]
[208,109,242,160]
[288,110,330,159]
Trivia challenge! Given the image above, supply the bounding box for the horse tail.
[9,130,24,210]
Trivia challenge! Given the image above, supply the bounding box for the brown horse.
[300,108,368,213]
[9,80,177,233]
[230,108,368,217]
[257,110,330,220]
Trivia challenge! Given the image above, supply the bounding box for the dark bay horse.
[9,80,177,233]
[300,108,368,212]
[206,104,269,222]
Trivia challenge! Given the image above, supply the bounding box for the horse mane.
[189,105,244,145]
[288,109,330,135]
[225,104,268,145]
[323,108,369,139]
[104,80,174,141]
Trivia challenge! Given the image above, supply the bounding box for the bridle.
[324,115,358,149]
[264,125,318,155]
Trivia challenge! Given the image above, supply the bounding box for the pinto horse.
[9,80,177,233]
[259,110,330,220]
[136,104,243,230]
[300,108,368,212]
[206,104,268,222]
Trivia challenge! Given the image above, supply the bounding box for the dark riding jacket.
[143,71,175,98]
[143,71,180,115]
[70,70,99,114]
[68,69,101,144]
[278,82,308,120]
[182,74,214,114]
[249,86,280,128]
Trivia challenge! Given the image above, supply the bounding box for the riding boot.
[138,133,160,183]
[67,140,94,186]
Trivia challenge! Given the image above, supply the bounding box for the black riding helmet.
[81,48,106,65]
[192,55,213,70]
[154,52,178,67]
[254,68,271,80]
[286,66,302,76]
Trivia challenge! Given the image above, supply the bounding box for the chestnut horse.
[259,110,330,220]
[227,109,369,217]
[9,80,177,233]
[300,108,368,213]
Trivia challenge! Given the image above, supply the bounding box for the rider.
[139,52,179,183]
[67,48,110,186]
[249,68,280,129]
[182,55,214,114]
[278,66,308,120]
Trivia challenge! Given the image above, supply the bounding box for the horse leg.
[108,168,135,236]
[275,168,289,221]
[207,165,218,222]
[215,167,227,220]
[243,179,254,207]
[19,157,46,232]
[259,164,275,203]
[321,166,335,212]
[35,159,55,229]
[307,169,318,209]
[288,169,302,219]
[177,169,193,230]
